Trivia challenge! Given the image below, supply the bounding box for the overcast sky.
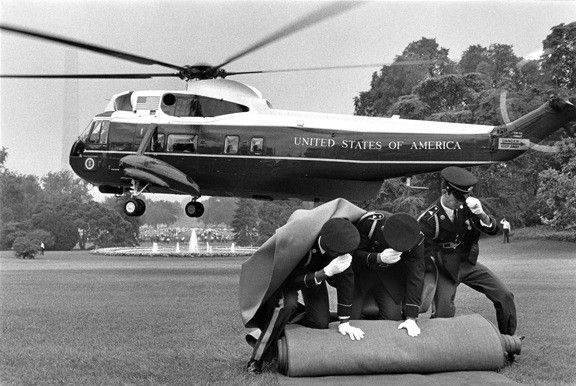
[1,0,575,179]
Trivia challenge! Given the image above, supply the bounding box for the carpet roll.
[278,314,521,377]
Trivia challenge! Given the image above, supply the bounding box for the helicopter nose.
[70,139,85,156]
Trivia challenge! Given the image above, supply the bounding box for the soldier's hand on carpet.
[324,253,352,277]
[338,322,365,340]
[398,318,421,337]
[377,248,402,265]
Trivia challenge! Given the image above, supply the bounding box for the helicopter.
[2,2,575,218]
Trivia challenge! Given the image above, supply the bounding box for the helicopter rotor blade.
[0,73,180,79]
[213,1,363,71]
[0,23,186,72]
[225,59,438,76]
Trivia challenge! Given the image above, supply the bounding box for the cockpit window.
[84,120,110,149]
[161,93,249,117]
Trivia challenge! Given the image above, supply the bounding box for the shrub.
[12,236,39,259]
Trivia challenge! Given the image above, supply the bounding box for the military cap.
[319,218,360,255]
[381,213,422,252]
[441,166,478,193]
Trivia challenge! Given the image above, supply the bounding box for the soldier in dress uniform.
[246,217,364,374]
[351,212,426,337]
[418,166,517,336]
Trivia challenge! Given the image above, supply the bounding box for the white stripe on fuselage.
[108,110,495,135]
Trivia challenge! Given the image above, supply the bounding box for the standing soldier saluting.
[418,167,517,337]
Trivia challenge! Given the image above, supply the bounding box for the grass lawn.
[1,237,575,384]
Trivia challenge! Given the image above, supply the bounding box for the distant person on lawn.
[500,218,511,243]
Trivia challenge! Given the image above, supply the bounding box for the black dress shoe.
[246,359,262,374]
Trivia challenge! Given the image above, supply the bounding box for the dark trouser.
[503,229,510,243]
[250,281,336,362]
[350,272,402,321]
[250,289,299,362]
[432,262,517,335]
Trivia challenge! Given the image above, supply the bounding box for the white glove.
[338,322,365,340]
[323,253,352,277]
[398,318,421,337]
[466,196,485,216]
[377,248,402,265]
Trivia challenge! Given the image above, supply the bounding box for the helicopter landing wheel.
[124,198,146,217]
[185,201,204,218]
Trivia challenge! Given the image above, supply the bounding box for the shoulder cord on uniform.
[359,211,380,241]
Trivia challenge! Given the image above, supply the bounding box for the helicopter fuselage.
[69,79,575,204]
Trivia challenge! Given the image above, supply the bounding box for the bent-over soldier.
[240,199,366,374]
[351,212,425,337]
[418,166,517,336]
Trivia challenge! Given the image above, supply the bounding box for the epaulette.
[418,205,440,239]
[358,211,385,240]
[418,205,439,222]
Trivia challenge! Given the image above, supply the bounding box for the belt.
[438,241,461,249]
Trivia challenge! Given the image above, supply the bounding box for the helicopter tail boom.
[491,98,576,153]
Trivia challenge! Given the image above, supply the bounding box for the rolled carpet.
[278,314,521,377]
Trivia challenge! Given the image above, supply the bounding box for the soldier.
[351,212,426,337]
[418,166,517,336]
[244,216,364,374]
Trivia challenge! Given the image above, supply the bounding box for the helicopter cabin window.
[224,136,239,154]
[161,93,249,118]
[108,123,147,151]
[250,137,263,154]
[167,134,197,153]
[86,120,110,149]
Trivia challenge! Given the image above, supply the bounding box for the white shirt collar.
[440,197,455,221]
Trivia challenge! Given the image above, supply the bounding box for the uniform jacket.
[352,211,425,319]
[287,238,355,318]
[239,198,366,328]
[418,199,499,282]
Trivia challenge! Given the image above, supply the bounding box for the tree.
[354,38,454,117]
[459,45,490,74]
[31,202,79,250]
[0,170,42,224]
[413,74,472,110]
[256,200,305,243]
[370,179,427,217]
[536,139,576,229]
[541,22,576,90]
[198,197,237,226]
[486,44,520,87]
[41,170,92,203]
[72,200,138,248]
[387,95,431,120]
[141,199,180,226]
[0,147,7,171]
[231,199,260,246]
[12,237,39,259]
[103,196,141,241]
